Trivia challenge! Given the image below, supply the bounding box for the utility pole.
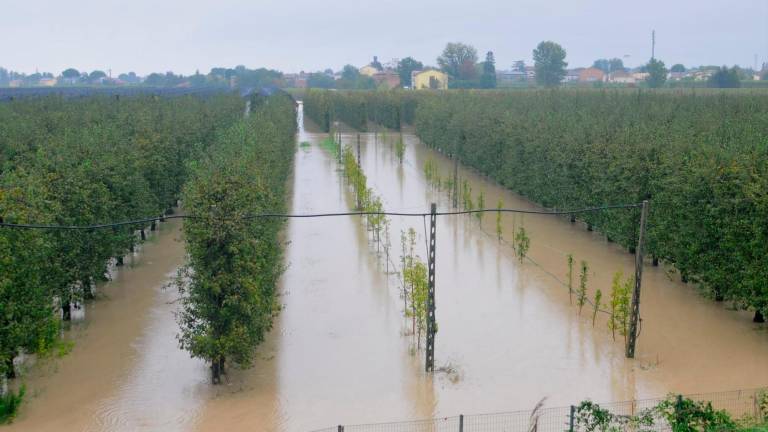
[651,30,656,61]
[626,200,649,358]
[425,203,437,372]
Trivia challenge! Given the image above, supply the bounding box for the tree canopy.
[437,42,478,80]
[397,57,423,87]
[645,58,667,88]
[592,58,624,73]
[533,41,568,87]
[708,66,741,88]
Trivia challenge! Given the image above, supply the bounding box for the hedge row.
[303,89,418,132]
[303,89,768,321]
[0,94,244,385]
[177,92,296,383]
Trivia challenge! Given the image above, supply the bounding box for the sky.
[2,0,767,75]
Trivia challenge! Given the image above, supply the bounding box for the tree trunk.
[5,357,15,379]
[150,220,157,231]
[652,256,659,266]
[754,310,765,323]
[587,223,593,232]
[211,359,221,384]
[116,256,124,266]
[83,279,94,300]
[714,287,724,302]
[140,229,146,241]
[62,300,71,321]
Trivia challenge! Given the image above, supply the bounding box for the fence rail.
[310,387,768,432]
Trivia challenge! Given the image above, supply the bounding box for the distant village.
[2,51,767,90]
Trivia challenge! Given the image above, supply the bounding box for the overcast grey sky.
[2,0,767,75]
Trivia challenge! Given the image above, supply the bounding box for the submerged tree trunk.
[754,311,765,323]
[62,300,71,321]
[5,357,15,379]
[211,356,225,384]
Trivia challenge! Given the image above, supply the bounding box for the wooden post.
[626,200,649,358]
[426,203,437,372]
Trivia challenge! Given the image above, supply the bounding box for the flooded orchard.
[7,103,768,432]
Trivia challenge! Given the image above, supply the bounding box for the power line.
[0,203,642,231]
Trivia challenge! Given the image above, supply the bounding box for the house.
[497,70,527,84]
[563,68,583,83]
[632,72,650,81]
[411,69,448,90]
[372,71,400,89]
[359,65,379,77]
[578,67,605,83]
[39,77,57,87]
[607,70,635,84]
[524,66,536,79]
[668,71,686,81]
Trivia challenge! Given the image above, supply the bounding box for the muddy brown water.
[7,103,768,431]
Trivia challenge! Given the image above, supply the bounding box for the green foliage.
[411,89,768,322]
[577,261,588,314]
[437,42,478,80]
[514,226,530,262]
[533,41,568,87]
[609,271,632,341]
[709,66,742,88]
[0,385,25,424]
[671,64,686,73]
[476,191,485,223]
[176,93,295,384]
[592,58,625,74]
[646,58,668,88]
[592,289,602,326]
[656,396,736,431]
[461,180,473,212]
[575,395,767,432]
[0,93,243,381]
[398,57,424,88]
[304,89,417,132]
[480,51,497,89]
[395,136,405,163]
[574,400,654,431]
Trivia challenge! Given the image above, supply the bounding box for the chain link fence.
[310,387,768,432]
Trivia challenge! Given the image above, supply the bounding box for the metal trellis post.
[426,203,437,372]
[626,199,649,358]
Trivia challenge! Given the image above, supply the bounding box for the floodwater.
[7,103,768,431]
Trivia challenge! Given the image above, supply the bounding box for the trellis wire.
[0,203,641,230]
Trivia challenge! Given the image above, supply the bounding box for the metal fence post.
[459,414,464,432]
[626,199,649,358]
[425,203,437,372]
[569,405,575,432]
